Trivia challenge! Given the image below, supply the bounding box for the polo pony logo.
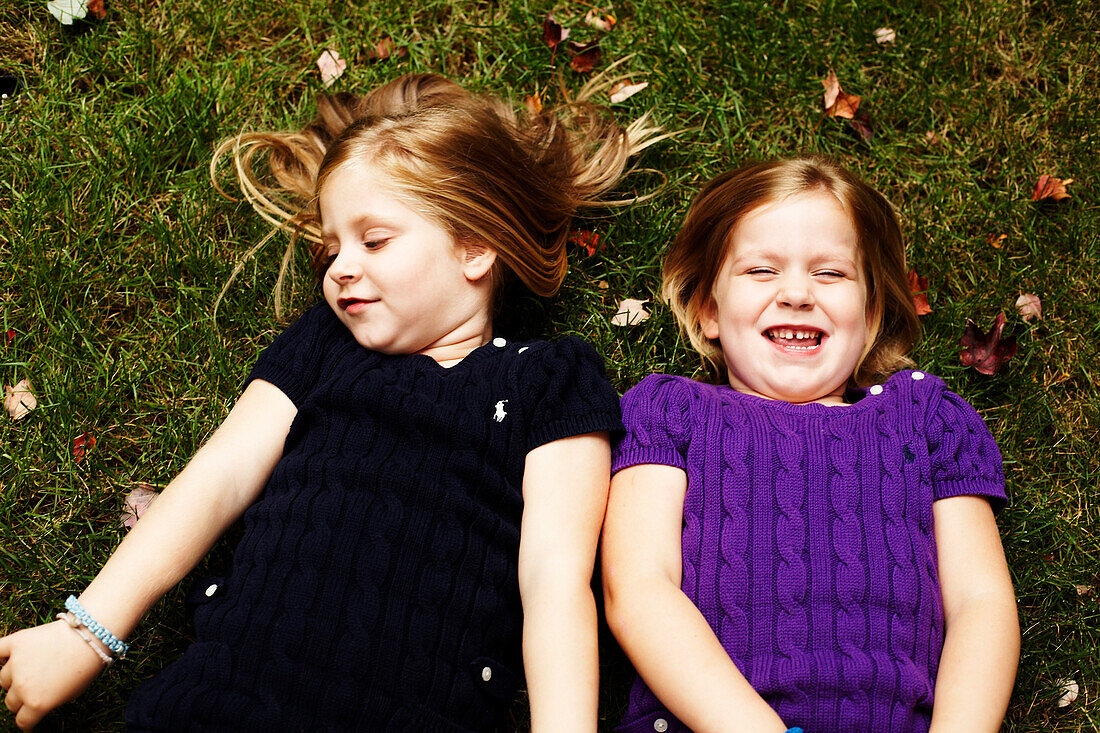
[493,400,509,423]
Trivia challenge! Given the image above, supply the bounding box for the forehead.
[726,190,860,259]
[318,161,423,230]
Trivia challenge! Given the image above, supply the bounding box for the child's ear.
[458,240,497,282]
[700,296,721,340]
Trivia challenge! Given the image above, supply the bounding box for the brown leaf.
[1031,174,1072,201]
[524,93,543,116]
[4,329,14,346]
[609,80,648,104]
[370,36,407,60]
[986,233,1006,248]
[924,131,941,145]
[846,109,874,142]
[959,312,1017,375]
[568,230,602,257]
[908,270,932,316]
[822,70,861,119]
[542,13,569,48]
[121,483,160,530]
[611,298,650,327]
[4,379,36,420]
[1015,293,1042,321]
[1075,584,1092,597]
[568,41,602,73]
[72,432,97,463]
[584,9,617,31]
[86,0,105,18]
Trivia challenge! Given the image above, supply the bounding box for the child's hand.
[0,620,107,730]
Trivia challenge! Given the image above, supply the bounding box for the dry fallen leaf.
[72,432,97,463]
[959,312,1017,375]
[47,0,88,24]
[370,36,406,60]
[4,379,36,420]
[925,131,941,144]
[986,233,1007,249]
[847,110,874,142]
[873,27,896,44]
[611,298,650,327]
[1055,679,1079,708]
[1075,584,1092,597]
[86,0,105,18]
[316,49,347,88]
[908,270,932,316]
[609,80,648,104]
[584,9,617,31]
[568,40,602,73]
[822,71,861,119]
[568,230,602,257]
[542,13,569,48]
[1031,174,1073,202]
[525,93,543,116]
[121,483,160,530]
[1015,293,1042,321]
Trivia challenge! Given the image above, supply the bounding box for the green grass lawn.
[2,0,1097,730]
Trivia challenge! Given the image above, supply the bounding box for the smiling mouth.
[337,297,378,311]
[765,328,823,350]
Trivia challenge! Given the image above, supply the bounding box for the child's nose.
[776,279,815,309]
[326,249,360,282]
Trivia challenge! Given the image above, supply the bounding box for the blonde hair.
[662,157,920,386]
[212,72,665,316]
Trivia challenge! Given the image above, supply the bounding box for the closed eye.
[363,238,389,250]
[746,267,778,276]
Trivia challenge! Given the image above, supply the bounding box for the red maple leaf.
[959,312,1017,375]
[568,40,602,73]
[73,432,97,463]
[1031,174,1072,202]
[907,270,932,316]
[542,14,568,48]
[568,230,602,257]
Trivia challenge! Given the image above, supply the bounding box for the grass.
[1,0,1098,730]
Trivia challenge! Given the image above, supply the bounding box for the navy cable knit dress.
[126,302,623,732]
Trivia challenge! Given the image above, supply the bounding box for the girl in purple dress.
[601,157,1019,733]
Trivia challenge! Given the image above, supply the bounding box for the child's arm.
[0,379,296,731]
[602,463,787,733]
[929,495,1019,733]
[518,432,611,733]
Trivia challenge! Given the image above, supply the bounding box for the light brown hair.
[212,73,665,316]
[662,157,920,386]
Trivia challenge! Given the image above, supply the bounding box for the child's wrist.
[61,594,130,660]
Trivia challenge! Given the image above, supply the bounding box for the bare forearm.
[522,581,599,733]
[607,581,785,733]
[929,597,1019,733]
[76,449,259,639]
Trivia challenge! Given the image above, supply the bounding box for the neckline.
[379,332,514,373]
[708,370,917,416]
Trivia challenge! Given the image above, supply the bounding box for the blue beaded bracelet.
[786,728,805,733]
[64,595,129,658]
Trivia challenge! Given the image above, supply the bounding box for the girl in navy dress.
[601,158,1019,732]
[0,73,662,732]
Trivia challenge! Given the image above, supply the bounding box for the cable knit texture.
[126,302,623,732]
[612,371,1005,733]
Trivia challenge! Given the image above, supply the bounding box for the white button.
[911,371,925,380]
[492,337,506,347]
[869,385,883,395]
[517,346,529,354]
[204,584,218,597]
[653,719,668,732]
[481,666,492,682]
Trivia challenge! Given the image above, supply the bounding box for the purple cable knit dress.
[611,370,1006,733]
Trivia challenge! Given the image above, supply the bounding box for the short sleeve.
[927,386,1007,513]
[612,374,693,475]
[243,301,353,407]
[519,336,623,452]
